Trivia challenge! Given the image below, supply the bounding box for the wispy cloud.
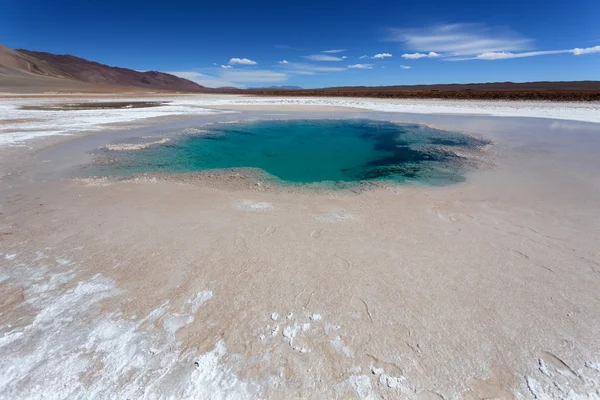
[221,65,232,69]
[373,53,392,59]
[459,45,600,60]
[280,62,347,75]
[169,71,243,88]
[229,57,257,65]
[359,55,369,59]
[303,54,344,61]
[279,60,288,64]
[342,56,348,59]
[401,52,440,59]
[348,64,373,69]
[274,44,303,51]
[322,49,346,53]
[386,23,533,56]
[220,69,287,82]
[400,65,412,69]
[474,50,568,60]
[388,23,600,62]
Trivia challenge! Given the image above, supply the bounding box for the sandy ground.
[1,95,600,399]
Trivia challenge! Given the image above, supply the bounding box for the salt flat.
[1,95,599,399]
[1,95,600,147]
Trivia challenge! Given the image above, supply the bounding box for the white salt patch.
[0,331,24,348]
[103,138,171,151]
[55,257,70,265]
[188,290,213,313]
[302,323,311,331]
[286,312,293,320]
[4,254,17,260]
[282,324,300,344]
[0,97,228,147]
[0,253,256,399]
[270,312,279,321]
[370,366,409,392]
[525,376,545,400]
[293,346,309,354]
[331,336,354,358]
[539,359,553,377]
[182,341,258,399]
[309,313,322,321]
[349,375,372,398]
[189,96,600,124]
[314,212,354,223]
[236,200,273,211]
[163,314,194,335]
[324,322,341,334]
[271,325,280,337]
[586,362,600,371]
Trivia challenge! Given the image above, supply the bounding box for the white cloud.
[469,45,600,60]
[387,23,600,62]
[359,55,369,59]
[401,52,440,59]
[373,53,392,59]
[322,49,346,53]
[221,65,232,69]
[279,60,289,64]
[280,62,347,74]
[475,50,568,60]
[169,71,244,88]
[400,65,412,69]
[220,69,288,82]
[229,57,257,65]
[572,45,600,55]
[387,23,533,56]
[303,54,343,61]
[348,64,373,69]
[342,56,347,59]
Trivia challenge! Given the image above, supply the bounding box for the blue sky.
[2,0,599,88]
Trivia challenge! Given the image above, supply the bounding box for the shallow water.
[85,119,490,186]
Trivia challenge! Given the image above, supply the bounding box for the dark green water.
[88,119,489,186]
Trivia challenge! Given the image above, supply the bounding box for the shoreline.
[1,94,600,149]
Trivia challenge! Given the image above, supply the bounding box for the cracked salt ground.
[256,311,416,398]
[0,252,258,400]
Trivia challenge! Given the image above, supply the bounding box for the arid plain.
[1,95,600,399]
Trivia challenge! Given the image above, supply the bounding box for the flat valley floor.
[1,95,599,399]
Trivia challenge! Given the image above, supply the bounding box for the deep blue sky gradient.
[2,0,599,87]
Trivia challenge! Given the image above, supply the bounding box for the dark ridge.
[225,81,600,101]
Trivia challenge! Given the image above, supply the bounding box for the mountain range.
[1,43,599,100]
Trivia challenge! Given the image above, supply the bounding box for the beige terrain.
[1,96,599,399]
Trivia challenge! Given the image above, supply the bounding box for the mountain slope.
[0,44,207,93]
[18,49,206,92]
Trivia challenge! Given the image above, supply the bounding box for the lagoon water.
[90,119,489,185]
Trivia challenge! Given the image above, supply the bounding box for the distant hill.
[251,85,304,90]
[221,81,600,101]
[0,44,207,93]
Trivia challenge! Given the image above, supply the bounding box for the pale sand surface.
[1,95,600,399]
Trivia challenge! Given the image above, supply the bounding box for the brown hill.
[0,44,206,93]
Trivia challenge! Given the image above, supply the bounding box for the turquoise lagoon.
[90,119,489,186]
